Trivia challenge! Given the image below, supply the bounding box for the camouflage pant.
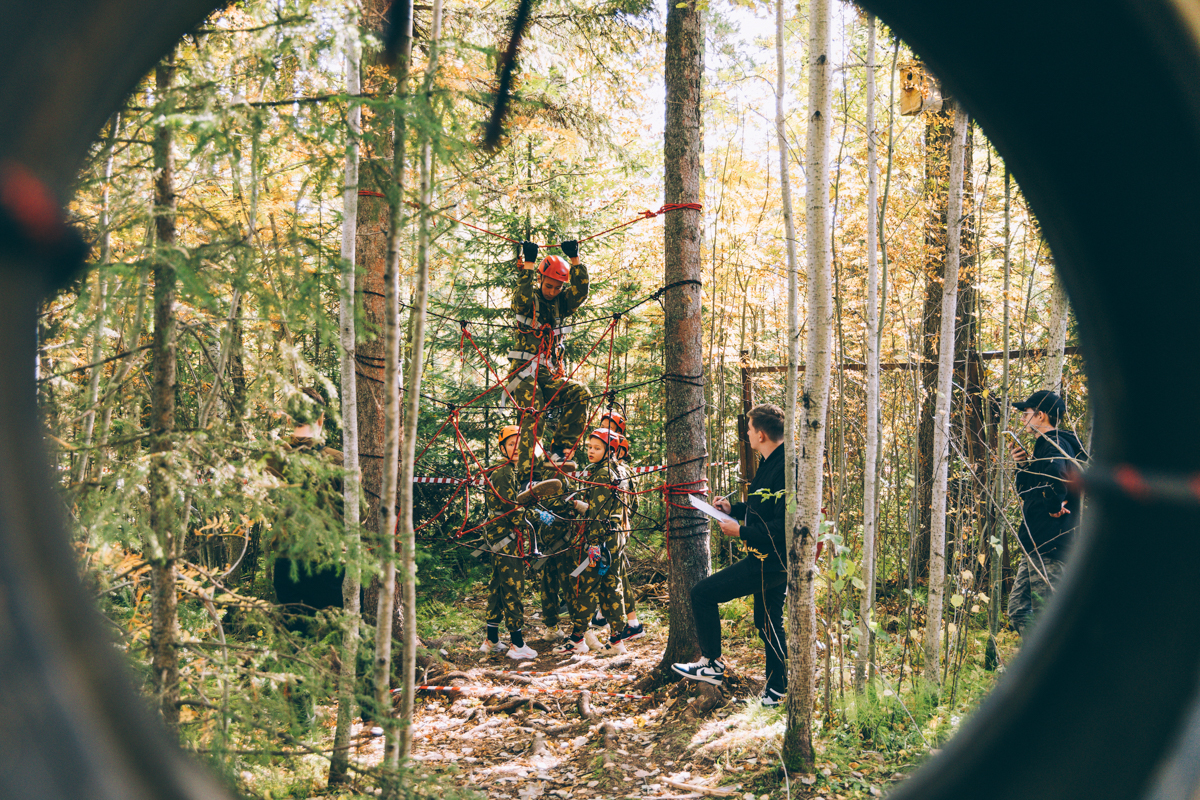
[570,533,626,635]
[485,527,529,635]
[508,363,588,478]
[539,550,574,625]
[1007,555,1066,635]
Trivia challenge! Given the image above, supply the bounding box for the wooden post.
[738,358,757,498]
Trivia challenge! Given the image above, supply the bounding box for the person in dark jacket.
[1006,389,1087,635]
[671,403,789,707]
[265,388,348,633]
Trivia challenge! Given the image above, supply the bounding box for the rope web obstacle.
[360,199,717,570]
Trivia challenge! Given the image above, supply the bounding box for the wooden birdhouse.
[900,64,925,116]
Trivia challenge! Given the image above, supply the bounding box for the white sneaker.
[585,629,626,656]
[507,643,538,660]
[479,640,508,654]
[671,657,725,685]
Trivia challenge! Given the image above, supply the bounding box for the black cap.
[1013,390,1065,424]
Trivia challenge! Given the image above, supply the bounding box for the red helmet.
[588,427,620,454]
[598,409,627,434]
[538,255,570,283]
[613,432,630,460]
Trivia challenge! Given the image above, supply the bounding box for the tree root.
[483,669,533,684]
[600,721,618,769]
[577,690,598,720]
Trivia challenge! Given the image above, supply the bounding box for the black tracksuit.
[690,445,789,692]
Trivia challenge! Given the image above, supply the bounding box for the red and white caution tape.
[495,670,638,680]
[411,461,737,485]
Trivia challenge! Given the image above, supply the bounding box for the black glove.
[521,241,539,263]
[560,239,579,259]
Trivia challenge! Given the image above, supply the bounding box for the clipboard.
[688,494,738,525]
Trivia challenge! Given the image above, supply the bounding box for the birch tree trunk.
[329,10,363,784]
[655,0,709,669]
[776,0,800,660]
[396,0,441,763]
[913,83,954,578]
[783,0,830,770]
[855,13,879,695]
[986,170,1012,670]
[376,0,413,771]
[1041,270,1070,393]
[148,55,181,727]
[75,113,120,485]
[923,101,968,689]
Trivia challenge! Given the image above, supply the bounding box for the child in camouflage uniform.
[593,410,645,641]
[507,240,590,482]
[481,426,539,660]
[554,428,639,655]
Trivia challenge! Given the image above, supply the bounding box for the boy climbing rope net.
[506,239,590,482]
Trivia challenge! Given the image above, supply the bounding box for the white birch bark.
[1041,270,1070,392]
[777,0,799,616]
[986,170,1012,667]
[329,9,363,783]
[396,0,441,763]
[855,13,878,695]
[75,113,120,484]
[376,0,413,767]
[783,0,829,769]
[923,101,968,687]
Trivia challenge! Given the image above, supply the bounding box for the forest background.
[39,0,1085,795]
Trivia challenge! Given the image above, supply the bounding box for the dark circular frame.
[2,1,1199,797]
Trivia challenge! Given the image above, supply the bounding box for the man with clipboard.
[670,404,790,707]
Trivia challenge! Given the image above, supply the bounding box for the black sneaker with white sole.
[671,657,725,685]
[610,623,643,644]
[761,686,786,707]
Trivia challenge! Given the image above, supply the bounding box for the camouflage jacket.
[508,261,590,363]
[581,459,629,545]
[486,460,524,542]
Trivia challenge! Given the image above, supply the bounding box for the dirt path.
[339,597,793,799]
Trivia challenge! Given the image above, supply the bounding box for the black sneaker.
[671,657,725,686]
[591,610,607,628]
[761,686,786,707]
[610,623,643,644]
[552,635,589,655]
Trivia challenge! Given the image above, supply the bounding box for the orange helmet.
[598,409,627,434]
[498,424,520,446]
[588,427,620,454]
[538,255,570,283]
[613,432,630,460]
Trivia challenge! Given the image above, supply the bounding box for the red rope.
[409,201,703,249]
